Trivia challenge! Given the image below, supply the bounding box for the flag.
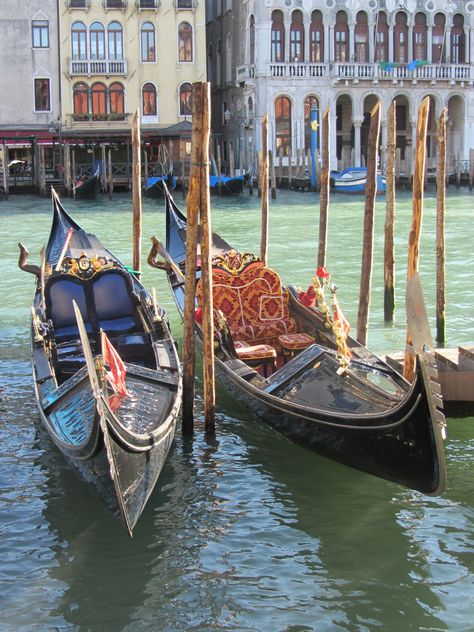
[406,60,419,71]
[333,298,351,337]
[100,330,130,397]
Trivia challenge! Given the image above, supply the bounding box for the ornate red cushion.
[278,332,315,351]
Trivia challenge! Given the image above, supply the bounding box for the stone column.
[353,119,362,167]
[388,24,394,61]
[349,20,355,62]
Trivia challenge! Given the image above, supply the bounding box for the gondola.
[149,189,447,496]
[209,172,251,195]
[144,171,177,198]
[74,165,100,199]
[330,167,387,194]
[19,190,182,535]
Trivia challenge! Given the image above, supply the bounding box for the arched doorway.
[447,96,465,169]
[336,94,353,168]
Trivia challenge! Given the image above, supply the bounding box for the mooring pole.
[310,105,319,190]
[260,114,269,265]
[404,96,430,382]
[101,144,107,193]
[131,109,142,276]
[436,108,447,344]
[318,107,330,269]
[71,149,76,199]
[356,101,381,346]
[196,83,216,434]
[107,149,113,200]
[2,142,9,199]
[384,100,397,322]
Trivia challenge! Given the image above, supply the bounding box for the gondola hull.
[24,192,182,534]
[209,173,250,195]
[156,191,446,496]
[330,167,386,194]
[145,173,177,198]
[74,171,100,199]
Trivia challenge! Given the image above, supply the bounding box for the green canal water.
[0,189,473,631]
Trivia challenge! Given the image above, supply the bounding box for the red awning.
[0,129,54,144]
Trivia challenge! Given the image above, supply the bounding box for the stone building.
[207,0,474,174]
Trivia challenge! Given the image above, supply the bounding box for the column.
[349,21,355,61]
[324,22,330,62]
[369,18,375,63]
[329,25,334,62]
[408,24,413,62]
[388,25,394,61]
[427,24,432,63]
[353,119,362,167]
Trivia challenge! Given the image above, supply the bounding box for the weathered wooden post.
[436,108,447,344]
[101,144,107,193]
[143,146,148,191]
[229,142,235,177]
[260,113,269,265]
[107,149,113,199]
[469,148,474,191]
[288,149,293,189]
[278,148,283,188]
[217,144,222,196]
[404,96,430,382]
[384,100,396,322]
[318,107,330,269]
[39,145,46,197]
[356,101,381,346]
[456,150,461,188]
[71,149,76,199]
[2,142,9,198]
[196,83,216,433]
[248,145,254,194]
[131,110,142,276]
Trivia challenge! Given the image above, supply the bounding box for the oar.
[73,300,101,398]
[148,235,185,283]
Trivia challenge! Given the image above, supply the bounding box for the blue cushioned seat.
[92,272,140,336]
[46,278,92,342]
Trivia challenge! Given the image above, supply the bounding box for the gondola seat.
[92,271,141,337]
[45,276,92,343]
[197,258,297,347]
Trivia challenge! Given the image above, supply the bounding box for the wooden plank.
[438,371,474,402]
[435,348,459,371]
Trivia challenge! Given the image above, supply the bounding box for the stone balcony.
[69,58,128,77]
[237,62,473,85]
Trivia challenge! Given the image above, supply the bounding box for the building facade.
[207,0,474,174]
[0,1,60,163]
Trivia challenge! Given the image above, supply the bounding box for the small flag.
[333,298,351,337]
[100,330,130,397]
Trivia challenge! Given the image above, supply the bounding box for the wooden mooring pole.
[404,96,430,382]
[317,107,330,269]
[260,114,269,265]
[384,100,396,322]
[2,142,9,199]
[436,108,447,344]
[356,101,381,346]
[131,110,142,276]
[107,149,113,200]
[71,149,76,199]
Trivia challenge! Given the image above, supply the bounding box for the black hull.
[145,175,176,198]
[75,175,100,199]
[210,173,250,196]
[159,189,447,496]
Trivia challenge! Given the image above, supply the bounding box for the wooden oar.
[405,272,434,355]
[73,300,101,398]
[148,235,185,283]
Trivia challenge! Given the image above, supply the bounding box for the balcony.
[103,0,128,9]
[236,62,473,85]
[70,112,130,123]
[66,0,91,8]
[69,58,128,76]
[136,0,161,8]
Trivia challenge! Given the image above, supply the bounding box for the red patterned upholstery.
[279,332,315,351]
[234,340,277,363]
[196,256,296,346]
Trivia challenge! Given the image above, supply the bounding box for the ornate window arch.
[141,22,156,62]
[375,11,388,62]
[413,12,427,61]
[355,11,368,63]
[271,10,285,63]
[275,95,292,156]
[335,11,349,63]
[73,82,89,115]
[108,22,123,61]
[109,82,124,114]
[90,21,105,61]
[178,22,193,62]
[290,10,304,62]
[179,82,192,116]
[71,22,87,60]
[451,14,465,64]
[91,82,106,117]
[142,82,157,116]
[394,11,408,64]
[310,10,324,63]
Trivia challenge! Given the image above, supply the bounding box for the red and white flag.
[100,330,130,397]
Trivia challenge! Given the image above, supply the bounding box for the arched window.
[451,14,465,64]
[109,82,124,114]
[91,82,106,117]
[141,22,156,62]
[413,13,427,60]
[178,22,193,62]
[394,12,408,64]
[275,96,291,156]
[271,10,284,63]
[304,95,319,152]
[73,82,89,116]
[108,22,123,61]
[90,22,105,61]
[355,11,368,63]
[142,83,157,116]
[310,10,324,63]
[249,15,255,65]
[335,11,349,62]
[179,82,192,116]
[290,10,304,62]
[375,11,388,62]
[71,22,87,60]
[432,13,446,63]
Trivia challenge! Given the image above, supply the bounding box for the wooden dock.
[384,346,474,413]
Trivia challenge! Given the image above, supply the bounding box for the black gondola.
[209,172,251,195]
[144,171,177,198]
[20,191,182,535]
[74,165,100,199]
[149,189,447,496]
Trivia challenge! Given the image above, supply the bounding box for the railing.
[103,0,128,9]
[66,0,91,7]
[237,61,473,84]
[136,0,160,8]
[69,58,128,76]
[173,0,198,8]
[70,112,130,122]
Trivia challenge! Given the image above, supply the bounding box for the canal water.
[0,189,473,631]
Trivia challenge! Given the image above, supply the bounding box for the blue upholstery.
[47,278,88,327]
[92,272,135,320]
[98,315,137,334]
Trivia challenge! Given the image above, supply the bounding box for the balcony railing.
[69,58,128,76]
[103,0,128,9]
[66,0,91,8]
[136,0,160,8]
[173,0,198,9]
[237,62,473,84]
[70,112,130,122]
